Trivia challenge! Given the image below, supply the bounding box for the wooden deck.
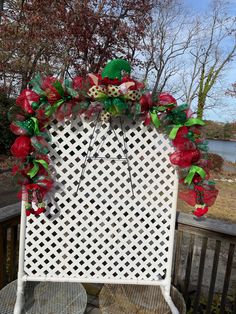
[0,203,235,313]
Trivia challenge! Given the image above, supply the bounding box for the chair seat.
[0,280,87,314]
[99,284,186,314]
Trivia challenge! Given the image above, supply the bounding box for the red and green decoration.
[9,59,218,218]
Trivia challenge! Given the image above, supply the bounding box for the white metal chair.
[14,117,179,313]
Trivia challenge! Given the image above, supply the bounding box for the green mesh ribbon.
[104,98,128,116]
[15,117,40,136]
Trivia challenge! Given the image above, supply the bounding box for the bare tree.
[226,82,236,98]
[181,0,236,118]
[141,0,196,98]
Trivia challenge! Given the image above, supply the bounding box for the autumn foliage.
[0,0,153,95]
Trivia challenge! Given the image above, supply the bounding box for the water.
[207,139,236,162]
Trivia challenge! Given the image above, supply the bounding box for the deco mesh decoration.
[9,58,218,218]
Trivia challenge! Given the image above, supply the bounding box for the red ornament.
[10,136,32,159]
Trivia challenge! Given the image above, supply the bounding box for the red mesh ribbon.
[172,126,195,151]
[16,89,40,114]
[170,149,201,168]
[179,184,218,207]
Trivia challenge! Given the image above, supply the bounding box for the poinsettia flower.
[16,89,40,114]
[10,135,32,159]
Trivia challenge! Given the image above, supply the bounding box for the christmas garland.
[9,59,218,217]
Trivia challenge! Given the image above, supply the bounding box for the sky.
[183,0,236,122]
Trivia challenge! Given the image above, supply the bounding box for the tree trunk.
[197,102,204,119]
[20,73,29,91]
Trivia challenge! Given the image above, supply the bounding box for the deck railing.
[0,203,235,313]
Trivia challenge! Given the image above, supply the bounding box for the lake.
[207,139,236,163]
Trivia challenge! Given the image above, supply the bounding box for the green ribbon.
[169,118,205,139]
[185,118,205,127]
[45,80,74,117]
[27,159,49,179]
[30,117,40,135]
[184,165,206,185]
[169,124,182,139]
[150,111,161,128]
[149,103,176,129]
[45,99,64,117]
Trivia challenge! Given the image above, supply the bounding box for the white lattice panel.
[23,117,178,284]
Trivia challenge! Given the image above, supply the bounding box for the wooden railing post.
[0,224,7,289]
[0,203,21,289]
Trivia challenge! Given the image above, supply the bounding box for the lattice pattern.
[24,117,178,284]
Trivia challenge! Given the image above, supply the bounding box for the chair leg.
[14,278,25,314]
[161,285,179,314]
